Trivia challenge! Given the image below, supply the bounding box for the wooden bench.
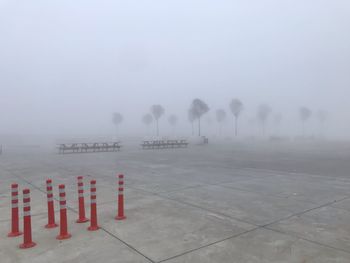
[58,142,121,154]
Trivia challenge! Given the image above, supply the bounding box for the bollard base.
[87,225,100,231]
[45,223,58,229]
[56,233,72,240]
[115,215,126,220]
[19,241,36,249]
[7,231,22,237]
[76,218,89,223]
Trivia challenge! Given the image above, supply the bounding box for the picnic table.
[57,142,121,154]
[141,139,188,150]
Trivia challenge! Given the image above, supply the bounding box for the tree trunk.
[235,117,238,137]
[198,118,201,136]
[191,122,194,135]
[156,119,159,136]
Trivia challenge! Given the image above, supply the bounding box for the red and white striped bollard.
[19,189,36,249]
[45,179,58,228]
[56,184,71,240]
[115,174,126,220]
[87,180,99,231]
[76,176,88,223]
[8,183,22,237]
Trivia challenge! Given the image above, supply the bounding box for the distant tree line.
[111,99,328,138]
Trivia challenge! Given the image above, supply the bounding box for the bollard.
[45,179,58,228]
[19,189,36,249]
[56,184,71,240]
[115,174,126,220]
[76,176,89,223]
[87,180,99,231]
[8,183,22,237]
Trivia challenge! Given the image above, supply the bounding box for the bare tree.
[299,107,312,136]
[150,105,165,136]
[112,112,123,136]
[229,99,243,136]
[257,104,272,136]
[190,99,209,136]
[188,108,196,136]
[168,114,178,127]
[216,109,226,135]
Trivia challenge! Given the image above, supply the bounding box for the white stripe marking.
[23,211,31,216]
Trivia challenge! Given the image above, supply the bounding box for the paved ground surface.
[1,140,350,262]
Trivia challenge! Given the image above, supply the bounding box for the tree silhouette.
[188,108,196,136]
[299,107,312,136]
[150,105,165,136]
[229,99,243,136]
[257,104,272,136]
[190,99,209,136]
[112,112,123,137]
[215,109,226,135]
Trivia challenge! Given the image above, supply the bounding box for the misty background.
[0,0,349,141]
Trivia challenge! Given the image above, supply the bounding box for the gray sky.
[0,0,349,137]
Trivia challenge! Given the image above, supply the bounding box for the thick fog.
[0,0,349,140]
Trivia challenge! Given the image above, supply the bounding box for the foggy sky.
[0,1,349,138]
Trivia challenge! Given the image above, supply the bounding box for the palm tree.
[112,112,123,137]
[299,107,312,137]
[229,99,243,136]
[188,108,196,136]
[257,104,272,136]
[190,99,209,136]
[150,105,165,136]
